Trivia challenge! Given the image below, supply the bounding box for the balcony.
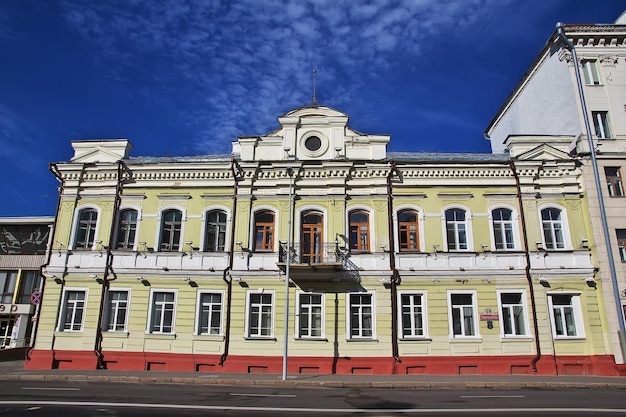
[276,241,347,280]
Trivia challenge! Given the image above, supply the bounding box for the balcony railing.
[278,241,343,265]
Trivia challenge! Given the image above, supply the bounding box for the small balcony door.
[301,211,323,264]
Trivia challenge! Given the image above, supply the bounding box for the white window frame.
[489,206,520,251]
[496,289,529,338]
[154,206,186,253]
[582,59,600,85]
[103,288,130,332]
[398,290,428,339]
[57,287,88,332]
[393,205,425,252]
[69,205,101,251]
[442,206,473,251]
[346,291,376,340]
[539,205,571,250]
[115,207,140,250]
[295,290,325,339]
[592,111,612,139]
[201,206,231,252]
[245,290,275,338]
[547,293,585,339]
[447,290,480,338]
[146,289,177,334]
[194,290,224,336]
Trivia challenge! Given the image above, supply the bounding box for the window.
[116,209,138,250]
[492,208,515,250]
[349,210,370,252]
[17,271,41,304]
[0,270,17,303]
[605,167,624,197]
[159,209,182,252]
[301,211,323,263]
[398,210,419,251]
[445,208,468,251]
[253,210,275,252]
[592,111,612,139]
[297,292,323,338]
[204,210,227,252]
[449,292,478,337]
[59,289,86,332]
[399,292,427,338]
[498,291,527,337]
[74,208,98,250]
[616,230,626,262]
[541,208,565,249]
[348,292,374,339]
[148,290,176,334]
[196,292,223,335]
[548,294,584,338]
[582,59,600,85]
[104,290,129,332]
[246,291,274,337]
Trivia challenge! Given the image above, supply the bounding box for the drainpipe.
[94,160,125,369]
[26,164,64,361]
[386,161,401,364]
[556,22,626,363]
[219,159,240,366]
[510,160,542,373]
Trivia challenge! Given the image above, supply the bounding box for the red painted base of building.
[24,349,625,376]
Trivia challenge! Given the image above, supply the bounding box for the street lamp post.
[282,167,294,381]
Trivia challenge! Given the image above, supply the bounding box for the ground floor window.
[399,291,426,338]
[59,288,87,332]
[148,290,176,334]
[196,291,223,335]
[246,291,274,338]
[348,292,375,339]
[297,292,323,338]
[448,291,478,337]
[548,293,584,338]
[104,289,129,332]
[498,291,528,337]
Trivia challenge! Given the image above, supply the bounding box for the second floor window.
[492,208,514,250]
[116,209,138,250]
[541,208,565,249]
[445,208,468,251]
[0,270,17,303]
[592,111,612,139]
[605,167,624,197]
[398,210,419,251]
[582,59,600,85]
[253,210,275,252]
[159,210,182,252]
[204,210,227,252]
[74,208,98,250]
[617,229,626,262]
[349,210,370,252]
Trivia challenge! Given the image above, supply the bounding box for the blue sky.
[0,1,624,217]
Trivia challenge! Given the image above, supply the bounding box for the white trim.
[295,290,326,339]
[57,287,88,332]
[193,289,225,336]
[397,290,429,339]
[146,288,178,334]
[68,205,102,251]
[547,292,585,339]
[447,290,480,339]
[487,204,521,251]
[244,289,276,338]
[200,205,232,252]
[496,289,530,338]
[441,204,474,252]
[537,204,572,250]
[345,290,377,340]
[154,206,187,252]
[393,205,425,252]
[299,130,329,158]
[103,287,131,333]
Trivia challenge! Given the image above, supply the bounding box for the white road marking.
[0,401,625,414]
[230,393,296,398]
[21,387,80,391]
[461,395,526,398]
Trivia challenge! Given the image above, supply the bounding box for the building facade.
[25,105,621,375]
[0,216,52,350]
[485,12,626,368]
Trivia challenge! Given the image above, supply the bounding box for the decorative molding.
[157,194,192,200]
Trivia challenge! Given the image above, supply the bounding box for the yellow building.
[27,105,619,375]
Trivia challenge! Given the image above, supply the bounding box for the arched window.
[159,209,182,252]
[116,209,138,250]
[301,210,323,263]
[445,208,467,251]
[254,210,275,252]
[398,209,419,251]
[204,210,227,252]
[349,210,370,252]
[541,207,565,249]
[74,208,98,250]
[492,208,514,250]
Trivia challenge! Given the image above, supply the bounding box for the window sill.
[449,337,482,342]
[553,336,586,341]
[346,338,378,342]
[295,337,328,342]
[399,337,432,342]
[244,336,277,341]
[103,331,130,338]
[193,334,225,341]
[144,333,176,339]
[500,336,533,342]
[54,331,83,336]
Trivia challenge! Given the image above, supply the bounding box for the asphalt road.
[0,379,625,416]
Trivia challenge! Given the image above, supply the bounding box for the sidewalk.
[1,360,625,389]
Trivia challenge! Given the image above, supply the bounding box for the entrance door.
[0,319,14,348]
[301,211,323,264]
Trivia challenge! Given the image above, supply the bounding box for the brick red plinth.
[24,350,622,376]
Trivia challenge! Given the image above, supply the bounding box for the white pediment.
[515,143,572,161]
[71,140,133,163]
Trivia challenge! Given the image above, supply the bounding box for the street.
[0,380,625,416]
